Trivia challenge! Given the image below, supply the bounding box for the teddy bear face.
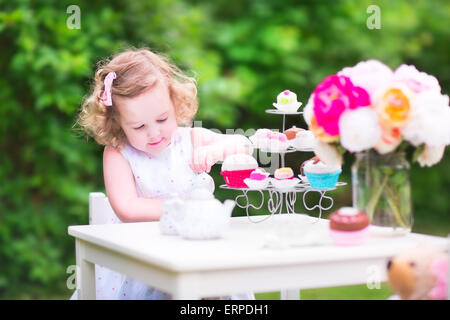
[387,258,417,299]
[387,245,446,300]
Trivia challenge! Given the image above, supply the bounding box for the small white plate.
[249,135,290,153]
[270,177,300,190]
[272,102,302,113]
[289,139,314,152]
[244,178,270,190]
[265,109,303,115]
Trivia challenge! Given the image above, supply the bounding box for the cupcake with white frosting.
[270,167,300,190]
[302,157,342,190]
[292,130,316,150]
[284,126,304,140]
[272,90,302,113]
[221,154,258,188]
[249,128,272,149]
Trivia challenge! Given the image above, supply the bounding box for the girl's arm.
[190,127,254,173]
[103,146,163,222]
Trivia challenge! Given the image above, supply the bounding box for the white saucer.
[272,102,302,113]
[270,177,300,190]
[244,178,270,190]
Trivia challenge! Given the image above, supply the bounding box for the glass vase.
[351,150,413,236]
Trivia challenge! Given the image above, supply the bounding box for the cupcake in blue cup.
[302,157,341,190]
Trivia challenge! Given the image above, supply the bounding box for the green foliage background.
[0,0,448,299]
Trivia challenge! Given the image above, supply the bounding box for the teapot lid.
[188,187,214,200]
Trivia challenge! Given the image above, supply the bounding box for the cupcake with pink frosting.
[249,129,289,152]
[244,168,270,189]
[329,207,370,246]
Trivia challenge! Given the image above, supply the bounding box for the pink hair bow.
[101,71,116,106]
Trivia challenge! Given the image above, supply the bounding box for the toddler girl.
[74,48,254,299]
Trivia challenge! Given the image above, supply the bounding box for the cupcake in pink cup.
[244,168,270,190]
[221,154,258,188]
[329,207,370,246]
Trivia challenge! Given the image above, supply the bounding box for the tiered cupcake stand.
[220,108,346,223]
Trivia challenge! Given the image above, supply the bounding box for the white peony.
[339,107,381,152]
[417,145,446,167]
[313,140,342,167]
[338,60,394,98]
[402,91,450,147]
[375,141,397,155]
[303,94,314,126]
[393,64,441,94]
[375,126,402,154]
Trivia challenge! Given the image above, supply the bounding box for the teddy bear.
[386,243,448,300]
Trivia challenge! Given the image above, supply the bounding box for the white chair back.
[89,192,118,225]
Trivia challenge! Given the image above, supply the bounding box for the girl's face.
[116,80,178,155]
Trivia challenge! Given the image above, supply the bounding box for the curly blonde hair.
[76,47,198,149]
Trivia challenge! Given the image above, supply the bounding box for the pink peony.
[313,75,370,136]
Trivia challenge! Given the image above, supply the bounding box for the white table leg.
[76,239,96,300]
[171,275,201,300]
[280,289,300,300]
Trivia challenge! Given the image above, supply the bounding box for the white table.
[68,214,449,300]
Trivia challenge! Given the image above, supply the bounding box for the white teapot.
[160,187,235,240]
[194,172,215,193]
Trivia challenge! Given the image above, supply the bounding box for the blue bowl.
[304,170,341,190]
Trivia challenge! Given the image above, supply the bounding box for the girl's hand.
[190,145,221,173]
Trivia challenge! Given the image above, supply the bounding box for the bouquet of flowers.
[303,60,449,232]
[303,60,450,167]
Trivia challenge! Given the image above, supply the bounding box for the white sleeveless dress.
[71,126,254,300]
